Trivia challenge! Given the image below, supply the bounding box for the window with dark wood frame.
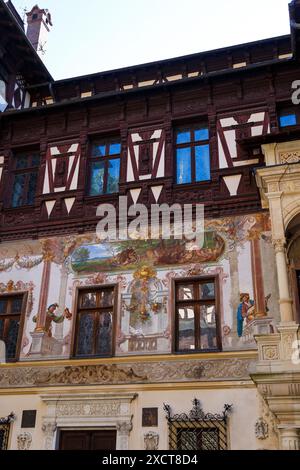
[11,151,40,208]
[174,278,221,353]
[0,294,26,361]
[73,286,117,358]
[88,139,121,196]
[175,124,210,185]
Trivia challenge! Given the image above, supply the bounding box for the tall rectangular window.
[0,294,24,361]
[89,139,121,196]
[11,151,40,207]
[74,287,116,358]
[175,125,210,184]
[175,279,220,352]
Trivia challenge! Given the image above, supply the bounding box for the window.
[0,295,24,361]
[0,415,14,450]
[279,108,299,128]
[175,125,210,184]
[11,151,40,207]
[74,287,116,358]
[164,400,231,451]
[89,139,121,196]
[175,278,220,352]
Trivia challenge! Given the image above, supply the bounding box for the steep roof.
[0,0,53,85]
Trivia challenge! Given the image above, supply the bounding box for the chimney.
[26,5,52,57]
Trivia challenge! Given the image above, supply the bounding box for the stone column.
[273,239,294,323]
[279,428,300,450]
[116,421,132,450]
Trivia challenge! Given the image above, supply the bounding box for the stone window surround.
[41,392,137,450]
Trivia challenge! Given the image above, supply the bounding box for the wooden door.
[59,430,117,450]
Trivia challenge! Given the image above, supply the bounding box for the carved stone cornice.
[0,357,255,389]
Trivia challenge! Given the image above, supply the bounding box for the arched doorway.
[286,214,300,324]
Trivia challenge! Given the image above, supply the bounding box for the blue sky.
[12,0,291,80]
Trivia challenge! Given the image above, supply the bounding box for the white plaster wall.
[0,386,265,450]
[0,394,46,450]
[130,387,261,450]
[237,242,254,298]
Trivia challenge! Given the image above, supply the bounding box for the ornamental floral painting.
[118,265,169,354]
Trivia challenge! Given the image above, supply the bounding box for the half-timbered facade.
[0,0,300,451]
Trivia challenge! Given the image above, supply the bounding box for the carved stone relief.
[17,432,32,450]
[144,431,159,450]
[0,357,254,388]
[279,151,300,164]
[41,422,57,450]
[255,418,269,440]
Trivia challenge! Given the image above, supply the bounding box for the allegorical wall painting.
[0,212,280,360]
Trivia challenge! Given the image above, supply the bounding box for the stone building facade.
[0,0,300,451]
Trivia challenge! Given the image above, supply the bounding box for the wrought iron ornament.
[164,399,232,450]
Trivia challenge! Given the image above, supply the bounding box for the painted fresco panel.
[0,213,279,360]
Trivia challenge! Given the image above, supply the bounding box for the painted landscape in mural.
[71,233,226,273]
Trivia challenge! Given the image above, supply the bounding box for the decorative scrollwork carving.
[144,431,159,450]
[17,432,32,450]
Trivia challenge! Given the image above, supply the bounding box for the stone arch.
[283,199,300,231]
[285,213,300,324]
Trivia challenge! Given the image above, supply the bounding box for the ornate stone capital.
[273,239,286,254]
[116,420,133,434]
[42,421,57,435]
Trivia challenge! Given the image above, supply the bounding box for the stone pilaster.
[41,421,57,450]
[279,428,300,450]
[273,239,294,323]
[116,420,133,450]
